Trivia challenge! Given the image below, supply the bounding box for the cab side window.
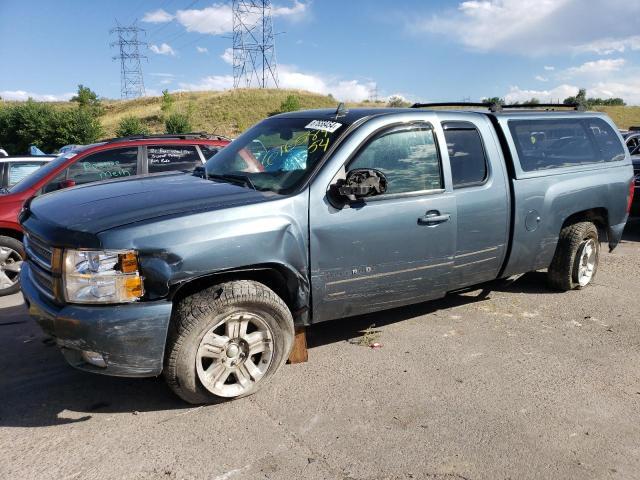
[199,145,220,160]
[67,148,138,184]
[147,145,201,173]
[348,126,442,195]
[442,122,488,188]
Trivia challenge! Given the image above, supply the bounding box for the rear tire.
[0,236,24,297]
[164,280,294,404]
[547,221,599,291]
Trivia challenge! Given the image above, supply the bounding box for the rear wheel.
[0,236,24,297]
[164,280,294,404]
[547,221,600,291]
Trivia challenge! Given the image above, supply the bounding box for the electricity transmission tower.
[110,22,147,99]
[232,0,279,89]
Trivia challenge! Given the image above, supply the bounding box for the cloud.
[534,75,548,82]
[503,84,579,103]
[221,48,234,65]
[588,80,640,104]
[575,35,640,55]
[149,43,176,56]
[0,90,74,101]
[272,0,307,20]
[175,3,232,35]
[565,58,625,76]
[196,46,208,54]
[179,65,376,101]
[175,1,308,35]
[413,0,640,55]
[544,65,555,71]
[142,8,174,23]
[179,75,234,91]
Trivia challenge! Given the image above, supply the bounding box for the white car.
[0,156,55,191]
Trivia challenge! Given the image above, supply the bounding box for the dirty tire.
[0,236,24,297]
[547,221,600,291]
[164,280,294,404]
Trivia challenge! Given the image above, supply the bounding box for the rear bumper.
[21,263,173,377]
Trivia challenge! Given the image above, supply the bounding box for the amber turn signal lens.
[119,252,139,273]
[123,275,144,298]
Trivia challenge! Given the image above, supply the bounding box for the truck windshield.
[204,117,348,193]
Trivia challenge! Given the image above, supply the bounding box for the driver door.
[309,121,456,322]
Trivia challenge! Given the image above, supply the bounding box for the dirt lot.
[1,222,640,480]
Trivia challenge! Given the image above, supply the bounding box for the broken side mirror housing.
[329,168,388,206]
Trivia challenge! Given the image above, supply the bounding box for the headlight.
[64,249,144,304]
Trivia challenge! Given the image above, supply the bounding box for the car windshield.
[9,144,98,193]
[204,117,349,193]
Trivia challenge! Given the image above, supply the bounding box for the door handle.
[418,211,450,226]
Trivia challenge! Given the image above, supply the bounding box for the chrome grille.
[24,233,56,300]
[30,263,55,299]
[24,234,52,270]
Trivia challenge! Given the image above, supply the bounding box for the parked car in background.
[0,156,55,190]
[19,104,634,403]
[624,131,640,216]
[0,133,229,296]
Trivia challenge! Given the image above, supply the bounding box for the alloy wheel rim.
[196,312,274,398]
[577,238,597,287]
[0,247,22,290]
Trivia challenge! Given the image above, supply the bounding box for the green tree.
[482,97,505,105]
[279,94,301,113]
[387,95,409,107]
[116,116,150,137]
[71,84,102,112]
[161,89,175,115]
[564,88,587,107]
[165,112,192,134]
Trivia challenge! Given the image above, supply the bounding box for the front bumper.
[21,263,173,377]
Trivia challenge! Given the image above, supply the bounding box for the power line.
[110,21,147,99]
[232,0,279,89]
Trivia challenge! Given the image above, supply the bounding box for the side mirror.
[59,179,76,189]
[337,168,387,201]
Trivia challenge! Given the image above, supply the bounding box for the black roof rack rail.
[102,132,232,143]
[410,102,586,112]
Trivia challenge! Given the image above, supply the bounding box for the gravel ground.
[1,221,640,480]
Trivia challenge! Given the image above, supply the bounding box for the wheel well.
[170,265,304,317]
[562,208,609,241]
[0,228,23,242]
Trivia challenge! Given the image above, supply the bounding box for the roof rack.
[102,132,232,143]
[410,102,586,112]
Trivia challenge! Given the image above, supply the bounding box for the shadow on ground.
[4,219,638,429]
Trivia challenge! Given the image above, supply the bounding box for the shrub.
[161,89,175,115]
[116,116,150,137]
[165,112,192,134]
[279,94,301,113]
[51,108,103,148]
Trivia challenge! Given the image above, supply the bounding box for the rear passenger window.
[509,118,624,172]
[349,125,442,194]
[67,148,138,184]
[442,123,488,188]
[147,145,201,173]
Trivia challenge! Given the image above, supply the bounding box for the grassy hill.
[97,89,640,138]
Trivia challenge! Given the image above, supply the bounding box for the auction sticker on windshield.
[305,120,342,133]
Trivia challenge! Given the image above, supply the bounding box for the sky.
[1,0,640,104]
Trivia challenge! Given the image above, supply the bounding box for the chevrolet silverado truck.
[20,104,634,404]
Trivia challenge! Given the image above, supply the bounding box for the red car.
[0,133,229,296]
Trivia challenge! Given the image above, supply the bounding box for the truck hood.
[25,172,274,235]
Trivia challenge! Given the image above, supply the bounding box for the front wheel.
[0,236,24,297]
[164,280,294,404]
[547,221,600,291]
